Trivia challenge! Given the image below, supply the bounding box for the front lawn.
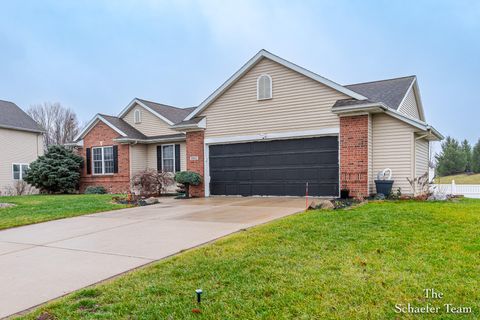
[436,173,480,184]
[0,194,127,230]
[20,199,479,319]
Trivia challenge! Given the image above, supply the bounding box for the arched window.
[257,74,272,100]
[134,109,142,124]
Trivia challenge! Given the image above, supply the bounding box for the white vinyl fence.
[434,181,480,199]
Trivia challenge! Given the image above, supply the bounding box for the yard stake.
[305,182,309,210]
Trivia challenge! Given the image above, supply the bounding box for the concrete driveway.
[0,197,304,318]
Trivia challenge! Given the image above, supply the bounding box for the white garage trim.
[203,127,340,197]
[204,128,339,145]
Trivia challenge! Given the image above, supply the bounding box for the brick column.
[340,115,369,198]
[186,131,205,197]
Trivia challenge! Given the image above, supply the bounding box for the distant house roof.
[117,98,195,125]
[0,100,44,133]
[343,76,416,110]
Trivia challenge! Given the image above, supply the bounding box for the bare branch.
[27,102,80,150]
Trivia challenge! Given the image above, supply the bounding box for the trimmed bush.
[174,171,202,198]
[84,186,107,194]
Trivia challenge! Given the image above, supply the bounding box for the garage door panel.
[209,137,339,196]
[316,168,339,180]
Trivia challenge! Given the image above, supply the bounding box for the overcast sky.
[1,0,479,149]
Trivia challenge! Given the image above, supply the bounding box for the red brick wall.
[340,115,369,198]
[79,121,130,194]
[186,131,205,197]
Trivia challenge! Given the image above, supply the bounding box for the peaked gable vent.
[134,109,142,124]
[257,74,272,100]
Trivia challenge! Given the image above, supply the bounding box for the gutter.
[331,102,388,114]
[427,125,444,140]
[332,101,444,141]
[171,117,207,131]
[0,124,45,134]
[114,136,187,144]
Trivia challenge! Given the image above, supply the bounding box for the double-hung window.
[92,146,114,174]
[12,164,29,180]
[162,144,175,172]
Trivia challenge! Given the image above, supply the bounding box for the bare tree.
[27,102,79,149]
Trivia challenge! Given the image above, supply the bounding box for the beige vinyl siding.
[372,113,415,194]
[0,129,43,191]
[368,114,373,194]
[146,142,187,171]
[123,104,177,137]
[399,88,420,120]
[200,58,349,138]
[129,144,148,177]
[415,138,429,178]
[146,145,157,170]
[146,142,186,193]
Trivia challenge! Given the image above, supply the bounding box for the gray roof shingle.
[0,100,44,133]
[343,76,415,110]
[171,116,205,128]
[137,98,195,124]
[99,114,147,139]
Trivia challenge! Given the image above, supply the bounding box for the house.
[0,100,44,194]
[73,50,442,197]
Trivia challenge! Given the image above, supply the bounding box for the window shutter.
[86,148,91,174]
[113,145,119,173]
[175,144,181,172]
[157,145,162,172]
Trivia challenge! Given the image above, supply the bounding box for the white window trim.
[257,74,272,100]
[12,163,29,180]
[161,144,176,173]
[134,109,142,124]
[92,146,115,175]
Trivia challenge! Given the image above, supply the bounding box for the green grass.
[19,199,480,319]
[0,194,127,230]
[436,173,480,184]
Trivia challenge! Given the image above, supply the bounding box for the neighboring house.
[74,50,442,197]
[0,100,44,194]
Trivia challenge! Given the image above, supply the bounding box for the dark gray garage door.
[209,136,339,196]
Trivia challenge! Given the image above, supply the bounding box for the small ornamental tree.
[24,145,83,194]
[174,171,202,198]
[131,169,174,196]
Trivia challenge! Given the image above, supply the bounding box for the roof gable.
[184,49,367,121]
[73,114,146,141]
[0,100,44,133]
[397,80,426,121]
[118,98,194,125]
